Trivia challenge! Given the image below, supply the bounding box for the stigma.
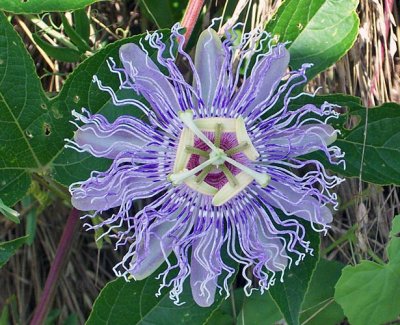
[170,110,270,206]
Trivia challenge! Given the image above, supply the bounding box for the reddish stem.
[30,208,80,325]
[181,0,206,46]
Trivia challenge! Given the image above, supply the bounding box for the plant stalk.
[30,208,80,325]
[181,0,206,46]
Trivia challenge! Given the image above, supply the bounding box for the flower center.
[169,110,270,206]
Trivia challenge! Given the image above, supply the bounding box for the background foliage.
[0,0,399,324]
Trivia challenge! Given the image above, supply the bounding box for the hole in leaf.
[343,114,361,131]
[41,103,47,110]
[43,123,51,136]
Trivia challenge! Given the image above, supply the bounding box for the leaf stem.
[30,208,80,325]
[181,0,206,46]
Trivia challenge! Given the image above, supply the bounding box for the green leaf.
[73,9,90,45]
[86,262,238,325]
[334,215,400,325]
[0,198,20,224]
[0,10,168,204]
[291,94,400,186]
[61,15,90,53]
[0,236,29,268]
[336,101,400,186]
[140,0,186,29]
[300,259,344,325]
[50,31,170,187]
[269,220,320,325]
[237,292,282,325]
[0,0,108,14]
[0,12,51,205]
[0,304,9,325]
[207,289,244,325]
[32,33,82,62]
[267,0,359,79]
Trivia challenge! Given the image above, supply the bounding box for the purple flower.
[67,23,344,307]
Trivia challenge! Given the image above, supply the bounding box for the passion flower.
[68,23,344,307]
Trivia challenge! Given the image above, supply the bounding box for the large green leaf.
[0,12,51,205]
[87,263,238,325]
[235,259,344,325]
[0,0,107,14]
[267,0,359,79]
[0,10,167,204]
[334,101,400,185]
[237,292,282,325]
[300,259,344,325]
[140,0,186,29]
[334,215,400,325]
[0,236,29,268]
[291,94,400,185]
[268,220,320,325]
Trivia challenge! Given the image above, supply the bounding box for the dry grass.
[0,0,399,324]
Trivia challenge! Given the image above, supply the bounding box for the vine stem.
[181,0,206,46]
[30,208,80,325]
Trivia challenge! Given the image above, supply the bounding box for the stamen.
[225,156,270,187]
[185,145,209,158]
[225,142,249,156]
[214,123,223,147]
[196,165,213,183]
[220,164,238,186]
[169,155,220,185]
[178,110,219,152]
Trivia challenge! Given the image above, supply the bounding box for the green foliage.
[0,12,50,205]
[235,259,344,325]
[0,0,108,14]
[237,292,282,325]
[300,259,344,325]
[267,0,359,79]
[0,236,29,268]
[86,263,238,325]
[0,305,9,325]
[0,198,20,223]
[140,0,186,28]
[292,94,400,185]
[335,215,400,325]
[0,12,167,205]
[269,220,320,325]
[32,33,82,63]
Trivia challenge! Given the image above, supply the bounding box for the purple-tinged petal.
[195,29,224,109]
[129,221,176,280]
[253,218,289,272]
[265,124,337,158]
[263,181,333,225]
[70,163,166,211]
[71,111,162,159]
[190,230,220,307]
[232,44,290,115]
[119,44,180,120]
